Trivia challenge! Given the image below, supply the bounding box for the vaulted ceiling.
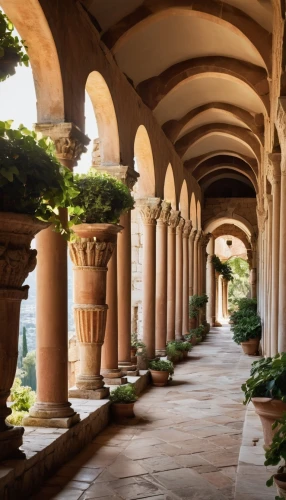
[83,0,274,198]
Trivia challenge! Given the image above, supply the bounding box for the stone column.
[167,210,181,341]
[197,234,202,296]
[25,123,89,427]
[222,279,228,318]
[189,229,197,296]
[215,271,222,327]
[155,201,171,355]
[206,235,215,326]
[137,198,161,359]
[182,221,192,336]
[175,217,185,339]
[193,230,201,295]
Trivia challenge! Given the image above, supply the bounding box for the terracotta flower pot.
[183,351,189,359]
[150,370,170,386]
[0,213,49,460]
[241,338,260,355]
[252,398,286,447]
[274,473,286,498]
[111,402,135,420]
[189,336,197,346]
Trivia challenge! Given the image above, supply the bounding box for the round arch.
[179,180,189,219]
[0,0,64,122]
[190,193,197,229]
[134,125,155,197]
[164,163,176,209]
[86,71,120,165]
[204,216,253,239]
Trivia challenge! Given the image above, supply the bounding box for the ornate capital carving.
[137,197,161,225]
[157,200,171,225]
[257,208,266,233]
[35,122,90,164]
[176,217,185,234]
[183,220,192,238]
[189,228,197,242]
[96,165,139,191]
[201,232,211,248]
[195,229,202,243]
[168,209,181,230]
[267,153,281,185]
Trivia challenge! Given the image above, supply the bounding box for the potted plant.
[229,298,258,325]
[265,413,286,498]
[109,383,138,420]
[131,332,145,358]
[68,171,134,399]
[242,353,286,447]
[231,314,261,355]
[189,294,208,328]
[182,341,192,359]
[185,332,197,346]
[0,10,29,81]
[149,360,174,386]
[166,341,182,363]
[0,121,77,460]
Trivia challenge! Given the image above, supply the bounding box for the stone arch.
[163,163,176,208]
[204,216,253,239]
[134,125,155,197]
[197,200,202,230]
[185,151,259,177]
[190,193,197,229]
[179,180,189,219]
[86,71,120,165]
[0,0,64,122]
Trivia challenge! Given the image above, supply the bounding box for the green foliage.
[0,10,29,82]
[231,314,261,345]
[229,298,257,325]
[166,342,182,360]
[241,353,286,405]
[22,351,36,391]
[72,171,134,225]
[131,332,145,349]
[189,294,208,318]
[228,258,250,310]
[186,325,205,341]
[0,121,80,236]
[265,413,286,487]
[7,410,27,425]
[22,326,28,360]
[109,384,138,404]
[212,255,233,281]
[149,359,174,375]
[182,342,192,352]
[9,377,35,412]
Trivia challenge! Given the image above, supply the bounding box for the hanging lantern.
[226,239,232,247]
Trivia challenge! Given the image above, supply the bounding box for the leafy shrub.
[264,413,286,487]
[189,294,208,318]
[166,342,181,360]
[231,314,261,344]
[212,255,233,281]
[0,10,29,82]
[6,377,36,425]
[182,342,192,352]
[109,384,138,404]
[0,121,79,234]
[7,410,27,426]
[241,353,286,405]
[230,298,257,324]
[149,359,174,375]
[72,172,134,224]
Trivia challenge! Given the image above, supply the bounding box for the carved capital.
[183,220,192,238]
[195,229,202,243]
[201,232,211,248]
[69,240,116,268]
[168,209,181,229]
[176,217,185,235]
[96,165,139,191]
[189,228,197,242]
[137,197,161,225]
[35,122,90,164]
[257,209,266,233]
[157,200,172,225]
[267,153,281,185]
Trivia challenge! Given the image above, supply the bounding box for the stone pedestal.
[0,214,49,459]
[167,210,180,341]
[68,223,121,399]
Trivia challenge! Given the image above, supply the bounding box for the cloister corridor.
[30,328,272,500]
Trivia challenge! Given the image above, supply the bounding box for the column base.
[69,386,109,400]
[118,362,138,376]
[214,321,222,327]
[155,349,167,357]
[0,426,25,461]
[104,377,128,385]
[24,402,80,428]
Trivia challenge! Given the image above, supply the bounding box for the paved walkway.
[31,327,273,500]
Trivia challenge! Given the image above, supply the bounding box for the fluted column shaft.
[193,231,201,295]
[183,221,192,335]
[189,229,197,296]
[175,218,185,339]
[155,202,171,354]
[206,235,215,326]
[167,210,181,341]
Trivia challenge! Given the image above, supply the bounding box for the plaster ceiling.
[178,109,250,139]
[183,134,256,161]
[223,0,273,32]
[82,0,143,31]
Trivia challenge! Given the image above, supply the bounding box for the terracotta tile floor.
[31,327,274,500]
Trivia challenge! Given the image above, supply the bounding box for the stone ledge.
[0,371,150,499]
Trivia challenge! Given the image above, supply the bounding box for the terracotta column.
[175,217,185,339]
[167,210,181,341]
[155,201,171,355]
[206,235,215,326]
[215,271,222,327]
[222,279,228,318]
[182,221,192,336]
[138,198,161,359]
[193,230,201,295]
[25,123,89,427]
[189,229,197,296]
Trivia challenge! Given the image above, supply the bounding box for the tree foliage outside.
[21,350,36,391]
[228,257,250,311]
[7,377,35,425]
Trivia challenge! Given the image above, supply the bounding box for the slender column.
[222,279,228,318]
[167,210,181,341]
[200,233,210,322]
[175,218,185,339]
[155,202,171,355]
[182,221,192,336]
[266,196,273,356]
[25,123,89,427]
[206,235,215,326]
[197,235,202,296]
[193,230,201,295]
[189,229,197,296]
[267,154,281,356]
[137,198,161,359]
[215,271,222,327]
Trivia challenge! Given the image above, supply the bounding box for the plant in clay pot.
[149,360,174,387]
[229,298,258,325]
[189,294,208,328]
[265,413,286,498]
[0,10,29,82]
[231,312,261,355]
[131,332,146,357]
[185,332,197,346]
[181,341,192,358]
[166,342,182,362]
[0,120,77,460]
[242,353,286,447]
[109,384,138,420]
[68,172,134,399]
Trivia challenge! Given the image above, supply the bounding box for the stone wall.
[203,198,258,232]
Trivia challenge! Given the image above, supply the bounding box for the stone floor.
[31,327,276,500]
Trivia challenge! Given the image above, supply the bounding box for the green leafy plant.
[109,384,138,404]
[182,341,192,352]
[242,353,286,405]
[229,298,257,325]
[0,121,80,235]
[265,413,286,487]
[166,342,182,360]
[212,255,233,281]
[228,258,251,310]
[149,359,174,375]
[7,377,36,425]
[189,294,208,318]
[71,171,134,225]
[0,10,29,82]
[231,314,261,345]
[131,332,145,349]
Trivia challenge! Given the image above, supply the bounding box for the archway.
[190,193,197,229]
[179,180,189,219]
[134,125,155,197]
[164,163,176,208]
